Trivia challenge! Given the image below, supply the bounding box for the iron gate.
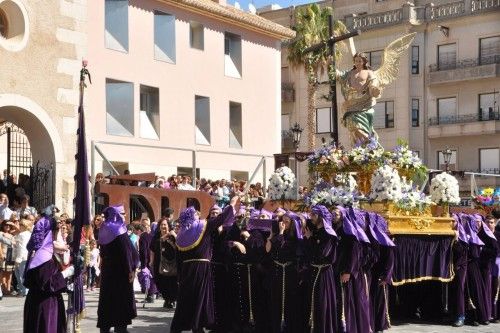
[0,122,55,211]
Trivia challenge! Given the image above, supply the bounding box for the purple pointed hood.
[259,208,273,220]
[176,206,206,250]
[284,211,303,239]
[366,211,395,247]
[98,205,128,245]
[472,213,497,240]
[273,207,286,219]
[337,206,370,243]
[311,205,336,237]
[452,213,468,243]
[26,217,54,271]
[247,218,273,232]
[463,214,485,246]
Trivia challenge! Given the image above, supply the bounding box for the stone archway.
[0,93,65,209]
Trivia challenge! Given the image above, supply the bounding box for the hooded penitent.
[26,216,54,271]
[336,206,370,243]
[283,211,303,239]
[176,206,206,250]
[365,211,395,247]
[311,204,337,237]
[98,205,128,245]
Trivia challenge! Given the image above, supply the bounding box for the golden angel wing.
[374,32,416,88]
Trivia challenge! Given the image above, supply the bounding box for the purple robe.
[97,233,139,329]
[23,258,67,333]
[269,233,301,333]
[451,240,468,317]
[366,232,394,332]
[493,230,500,321]
[170,206,234,331]
[478,228,499,320]
[465,243,489,323]
[304,227,338,333]
[139,231,158,295]
[336,228,370,333]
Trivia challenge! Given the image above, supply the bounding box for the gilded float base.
[360,202,455,236]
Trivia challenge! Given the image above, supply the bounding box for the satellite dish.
[248,3,257,14]
[234,1,241,9]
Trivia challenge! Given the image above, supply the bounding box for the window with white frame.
[105,0,129,52]
[154,11,176,63]
[139,85,160,140]
[316,107,332,133]
[195,95,210,145]
[437,150,457,171]
[411,46,419,74]
[437,97,457,123]
[438,43,456,70]
[479,36,500,65]
[229,102,243,149]
[224,32,242,78]
[106,79,134,136]
[373,101,394,129]
[190,21,204,50]
[479,148,499,174]
[479,92,499,120]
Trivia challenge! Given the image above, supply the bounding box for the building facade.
[260,0,500,192]
[0,0,293,212]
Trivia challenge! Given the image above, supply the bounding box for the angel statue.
[336,33,416,146]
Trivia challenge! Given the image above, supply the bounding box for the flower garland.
[268,166,297,200]
[430,173,460,205]
[396,177,432,211]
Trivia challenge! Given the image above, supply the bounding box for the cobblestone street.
[1,290,498,333]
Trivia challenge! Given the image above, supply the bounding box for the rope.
[308,264,331,332]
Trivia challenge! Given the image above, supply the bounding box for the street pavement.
[1,289,499,333]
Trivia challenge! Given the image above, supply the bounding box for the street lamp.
[290,122,303,151]
[443,147,452,172]
[290,122,303,199]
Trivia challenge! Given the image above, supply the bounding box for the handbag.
[159,239,177,277]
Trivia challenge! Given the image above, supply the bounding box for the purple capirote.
[311,204,337,237]
[98,205,128,245]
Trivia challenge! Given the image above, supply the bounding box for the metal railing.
[429,111,500,125]
[429,54,500,72]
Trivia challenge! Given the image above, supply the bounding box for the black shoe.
[146,296,154,303]
[491,319,500,323]
[480,320,489,325]
[453,317,465,327]
[471,321,480,326]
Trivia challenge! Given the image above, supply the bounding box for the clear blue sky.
[229,0,322,10]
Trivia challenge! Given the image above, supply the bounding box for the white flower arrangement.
[430,173,460,205]
[390,144,423,169]
[369,165,402,201]
[268,166,297,200]
[396,177,432,211]
[305,178,360,207]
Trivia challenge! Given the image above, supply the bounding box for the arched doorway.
[0,94,64,211]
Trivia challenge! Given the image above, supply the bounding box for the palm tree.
[287,4,346,151]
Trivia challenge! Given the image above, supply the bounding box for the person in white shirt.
[13,219,32,296]
[16,194,37,218]
[86,240,100,291]
[0,193,13,222]
[177,176,195,190]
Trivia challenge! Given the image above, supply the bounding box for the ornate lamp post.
[290,122,303,198]
[443,147,452,173]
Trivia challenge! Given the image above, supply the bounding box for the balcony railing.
[428,111,500,125]
[429,55,500,72]
[343,0,500,31]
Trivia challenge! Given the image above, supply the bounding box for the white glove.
[62,265,75,279]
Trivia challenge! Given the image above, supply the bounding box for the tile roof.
[160,0,295,40]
